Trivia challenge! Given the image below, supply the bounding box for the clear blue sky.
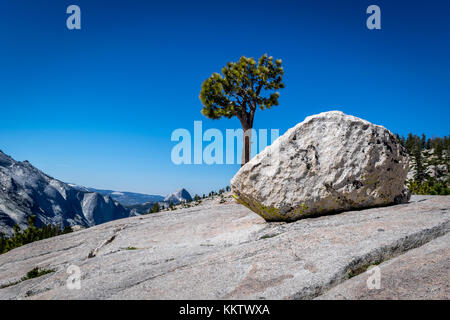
[0,0,449,196]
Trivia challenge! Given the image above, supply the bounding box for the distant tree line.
[396,133,450,195]
[0,216,72,255]
[152,186,233,211]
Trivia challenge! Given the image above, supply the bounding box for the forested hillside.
[397,134,450,195]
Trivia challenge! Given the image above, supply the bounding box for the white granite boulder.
[230,111,411,221]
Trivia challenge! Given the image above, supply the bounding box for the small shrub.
[408,179,450,195]
[24,267,54,280]
[0,267,55,288]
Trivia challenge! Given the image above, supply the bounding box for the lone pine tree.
[149,202,160,214]
[199,54,285,165]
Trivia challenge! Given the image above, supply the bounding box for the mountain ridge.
[68,184,165,206]
[164,188,192,204]
[0,150,131,236]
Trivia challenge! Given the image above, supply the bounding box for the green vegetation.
[125,246,137,250]
[194,194,202,205]
[0,267,55,289]
[24,267,55,279]
[0,215,73,255]
[407,180,450,195]
[398,133,450,195]
[200,54,285,165]
[148,202,161,214]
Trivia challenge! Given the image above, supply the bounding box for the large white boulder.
[230,111,410,221]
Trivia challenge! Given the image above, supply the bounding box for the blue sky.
[0,0,449,196]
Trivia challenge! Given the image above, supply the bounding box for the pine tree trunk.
[241,127,253,167]
[239,113,254,167]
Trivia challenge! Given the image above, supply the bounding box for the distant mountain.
[127,189,193,214]
[164,188,192,204]
[0,150,131,236]
[68,185,164,206]
[68,184,193,214]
